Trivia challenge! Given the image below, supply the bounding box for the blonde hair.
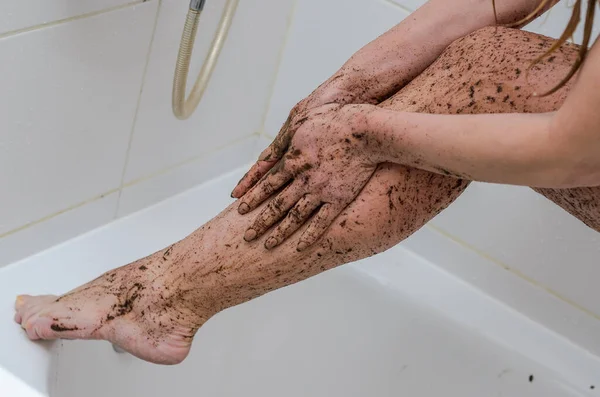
[492,0,597,96]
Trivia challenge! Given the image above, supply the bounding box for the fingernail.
[297,242,309,252]
[244,229,258,242]
[238,203,250,215]
[265,237,278,250]
[231,191,237,199]
[258,148,271,161]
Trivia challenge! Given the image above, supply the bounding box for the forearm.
[319,0,556,104]
[363,107,592,188]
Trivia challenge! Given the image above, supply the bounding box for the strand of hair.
[537,0,596,96]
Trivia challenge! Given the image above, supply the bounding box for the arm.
[321,0,558,104]
[364,41,600,188]
[231,0,557,197]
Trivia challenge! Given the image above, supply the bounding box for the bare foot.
[13,255,209,365]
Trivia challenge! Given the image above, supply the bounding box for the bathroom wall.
[0,0,295,266]
[261,0,600,344]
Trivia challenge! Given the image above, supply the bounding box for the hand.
[238,103,380,251]
[231,74,361,199]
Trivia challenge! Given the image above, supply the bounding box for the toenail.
[265,237,278,250]
[244,229,258,242]
[238,203,250,215]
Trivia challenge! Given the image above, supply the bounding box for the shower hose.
[112,1,238,354]
[172,0,240,120]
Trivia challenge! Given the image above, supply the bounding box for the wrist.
[315,67,379,106]
[341,104,390,163]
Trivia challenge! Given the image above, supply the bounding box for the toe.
[14,295,30,311]
[23,315,64,341]
[24,318,42,340]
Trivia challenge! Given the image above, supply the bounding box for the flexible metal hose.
[172,0,240,120]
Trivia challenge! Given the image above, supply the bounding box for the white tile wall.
[0,193,119,266]
[264,0,411,138]
[0,0,296,265]
[386,0,426,11]
[430,184,600,317]
[425,1,600,318]
[387,0,600,43]
[0,2,157,237]
[124,0,295,183]
[525,0,600,43]
[0,0,137,35]
[403,225,600,359]
[117,135,256,217]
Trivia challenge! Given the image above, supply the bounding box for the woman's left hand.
[238,103,381,251]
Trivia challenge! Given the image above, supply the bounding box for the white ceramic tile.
[263,0,410,138]
[403,225,600,360]
[0,2,157,236]
[0,193,118,268]
[524,0,600,44]
[0,0,138,35]
[117,135,257,217]
[124,0,294,183]
[430,183,600,317]
[383,0,600,43]
[385,0,426,11]
[253,134,272,158]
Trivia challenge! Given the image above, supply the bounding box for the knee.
[437,26,519,71]
[446,26,494,51]
[446,26,517,52]
[470,26,505,39]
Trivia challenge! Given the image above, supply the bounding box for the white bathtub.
[1,168,599,397]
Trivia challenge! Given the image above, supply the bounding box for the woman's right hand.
[230,75,359,198]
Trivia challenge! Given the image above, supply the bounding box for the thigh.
[326,26,598,260]
[385,26,576,115]
[379,26,600,234]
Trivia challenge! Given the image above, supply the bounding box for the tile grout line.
[0,189,120,240]
[257,0,299,138]
[379,0,415,13]
[0,133,255,241]
[425,223,600,323]
[258,0,410,141]
[114,0,163,219]
[0,0,153,40]
[121,133,256,189]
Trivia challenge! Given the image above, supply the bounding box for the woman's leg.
[389,27,600,232]
[15,27,589,365]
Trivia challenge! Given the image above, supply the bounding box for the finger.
[260,103,307,161]
[231,159,277,199]
[231,111,299,198]
[263,195,321,249]
[259,121,293,162]
[243,184,304,242]
[238,169,293,215]
[297,203,340,252]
